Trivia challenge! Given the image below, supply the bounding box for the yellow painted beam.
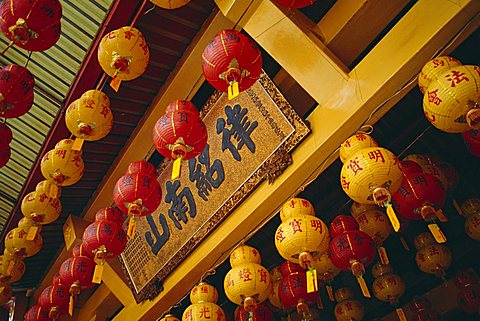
[112,2,480,320]
[102,262,135,307]
[213,0,262,25]
[72,283,121,321]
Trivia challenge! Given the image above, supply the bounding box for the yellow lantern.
[280,198,315,222]
[230,244,261,266]
[418,56,462,93]
[40,139,84,186]
[18,217,42,234]
[311,252,341,301]
[0,253,25,283]
[150,0,191,9]
[372,263,406,320]
[21,191,61,225]
[0,282,12,305]
[183,283,225,321]
[350,202,376,217]
[465,212,480,241]
[275,214,329,268]
[98,27,149,87]
[334,288,364,321]
[339,133,378,163]
[461,198,480,217]
[414,232,452,278]
[423,65,480,133]
[36,180,62,199]
[65,90,113,142]
[4,226,43,258]
[224,246,272,311]
[160,315,180,321]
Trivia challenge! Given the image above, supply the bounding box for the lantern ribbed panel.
[5,226,42,257]
[465,212,480,240]
[36,180,62,198]
[230,245,261,266]
[95,207,125,226]
[65,90,113,141]
[0,254,25,283]
[165,100,198,114]
[418,56,462,93]
[235,304,272,321]
[202,29,262,93]
[0,140,10,167]
[280,261,305,277]
[372,273,405,302]
[278,272,317,310]
[350,202,376,217]
[25,305,51,321]
[127,159,157,176]
[21,191,61,224]
[280,198,314,222]
[354,209,392,243]
[38,284,70,315]
[461,199,480,217]
[98,27,149,81]
[72,243,91,258]
[463,129,480,156]
[0,123,12,144]
[0,0,62,51]
[400,159,423,175]
[182,302,226,321]
[275,215,329,264]
[0,64,34,118]
[423,65,480,133]
[190,282,218,303]
[273,0,317,9]
[414,233,451,275]
[150,0,191,9]
[82,220,127,258]
[402,154,449,190]
[224,262,272,306]
[40,139,84,186]
[269,280,283,309]
[392,172,446,220]
[113,171,162,217]
[311,252,341,281]
[339,134,378,163]
[329,215,359,238]
[341,147,403,204]
[153,105,207,160]
[59,256,95,290]
[334,295,365,321]
[414,232,436,249]
[0,282,12,305]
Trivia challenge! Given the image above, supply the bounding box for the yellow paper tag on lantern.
[49,185,59,199]
[306,269,318,293]
[453,199,463,215]
[386,205,401,232]
[71,138,84,151]
[396,308,407,321]
[27,226,39,241]
[228,81,239,100]
[436,209,448,222]
[316,297,323,309]
[378,246,389,265]
[428,223,447,243]
[92,264,104,284]
[327,285,335,302]
[172,158,182,180]
[7,260,15,275]
[356,275,371,298]
[127,216,136,239]
[69,295,74,316]
[110,76,122,92]
[400,236,410,251]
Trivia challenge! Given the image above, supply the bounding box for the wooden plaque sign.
[120,72,310,301]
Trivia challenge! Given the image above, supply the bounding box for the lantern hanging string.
[24,51,33,68]
[0,41,14,58]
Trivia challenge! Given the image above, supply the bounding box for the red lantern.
[0,122,12,144]
[329,215,375,297]
[38,284,70,320]
[24,305,51,321]
[235,304,272,321]
[273,0,317,9]
[127,158,157,176]
[113,160,162,237]
[400,160,423,175]
[0,0,62,52]
[72,243,92,258]
[0,64,34,118]
[0,138,10,168]
[280,260,305,277]
[463,129,480,157]
[202,29,262,99]
[95,207,125,226]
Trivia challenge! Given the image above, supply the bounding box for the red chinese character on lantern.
[18,229,27,238]
[301,199,310,208]
[446,70,469,87]
[252,249,258,257]
[226,275,234,287]
[356,134,366,141]
[200,307,211,319]
[336,306,344,315]
[39,193,48,202]
[418,253,426,263]
[84,99,95,109]
[72,155,82,166]
[311,220,323,232]
[429,247,440,256]
[432,59,445,67]
[357,214,368,224]
[276,228,286,243]
[216,309,223,321]
[348,158,363,175]
[368,149,385,163]
[239,268,252,281]
[346,302,353,311]
[344,140,351,147]
[201,286,208,293]
[341,175,350,190]
[54,149,67,159]
[428,89,443,105]
[184,309,193,321]
[290,219,303,234]
[374,212,385,222]
[100,105,110,118]
[259,269,268,283]
[124,31,134,40]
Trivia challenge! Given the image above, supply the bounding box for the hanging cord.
[0,41,14,57]
[24,51,33,68]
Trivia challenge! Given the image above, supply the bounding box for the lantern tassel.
[399,235,410,251]
[306,268,318,293]
[228,81,240,100]
[69,295,74,316]
[356,275,371,298]
[316,296,323,309]
[26,225,39,241]
[427,223,447,243]
[127,216,137,239]
[396,308,407,321]
[71,137,85,151]
[110,69,122,92]
[378,246,390,265]
[92,263,104,284]
[172,157,182,180]
[326,285,335,302]
[0,41,14,57]
[453,199,463,215]
[386,204,401,232]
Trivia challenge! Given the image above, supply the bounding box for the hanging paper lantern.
[279,197,315,222]
[311,251,341,301]
[278,262,318,318]
[0,253,25,283]
[82,220,127,262]
[150,0,191,9]
[329,215,375,297]
[273,0,317,9]
[0,64,35,119]
[38,284,70,319]
[40,139,84,186]
[98,26,149,88]
[461,198,480,217]
[400,160,423,175]
[36,179,62,199]
[24,305,51,321]
[350,202,376,217]
[409,297,440,321]
[72,243,91,258]
[202,29,262,99]
[372,263,407,321]
[418,56,462,94]
[423,65,480,133]
[183,283,226,321]
[230,244,261,266]
[402,154,449,191]
[113,159,162,237]
[18,217,42,235]
[0,0,62,51]
[0,139,10,168]
[95,207,125,226]
[339,133,378,163]
[65,90,113,142]
[463,129,480,157]
[235,304,272,321]
[4,226,42,257]
[414,232,451,278]
[224,245,272,312]
[465,212,480,241]
[333,288,365,321]
[0,282,12,305]
[453,270,480,314]
[21,190,62,225]
[0,122,12,144]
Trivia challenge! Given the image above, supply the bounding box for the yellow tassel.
[110,74,122,92]
[428,223,447,243]
[26,226,39,241]
[71,138,84,151]
[127,216,136,239]
[326,285,335,302]
[92,264,104,284]
[386,205,401,232]
[378,246,389,265]
[396,308,407,321]
[227,81,239,100]
[356,275,371,298]
[306,268,317,293]
[69,295,74,316]
[172,157,182,180]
